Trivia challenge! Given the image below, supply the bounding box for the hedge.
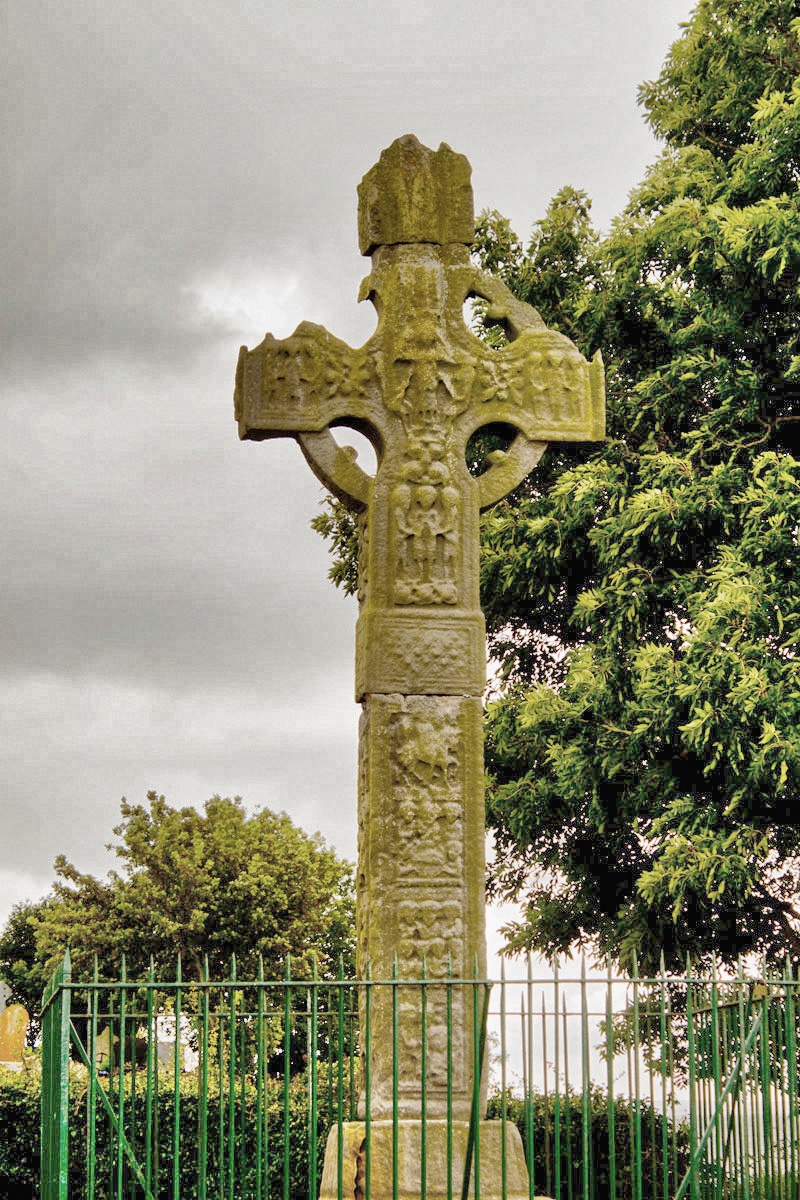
[1,1063,692,1200]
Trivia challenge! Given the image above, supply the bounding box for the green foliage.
[1,1061,690,1200]
[0,899,53,1035]
[0,1061,336,1200]
[638,0,800,155]
[0,1065,690,1200]
[7,794,354,996]
[310,500,360,597]
[482,1,800,971]
[487,1086,689,1200]
[474,187,602,348]
[0,1065,39,1198]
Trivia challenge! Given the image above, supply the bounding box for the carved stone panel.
[357,693,485,1119]
[355,611,486,699]
[391,457,460,606]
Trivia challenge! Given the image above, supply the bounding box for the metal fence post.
[41,949,72,1200]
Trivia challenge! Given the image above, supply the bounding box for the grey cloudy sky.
[2,0,694,931]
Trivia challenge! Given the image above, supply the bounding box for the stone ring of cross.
[293,263,558,515]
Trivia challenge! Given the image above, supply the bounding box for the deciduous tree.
[0,898,53,1027]
[480,0,800,971]
[10,794,354,996]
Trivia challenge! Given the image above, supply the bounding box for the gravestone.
[234,135,605,1200]
[92,1025,152,1073]
[93,1024,112,1072]
[0,1003,29,1065]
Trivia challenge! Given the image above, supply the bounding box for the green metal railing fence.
[41,952,800,1199]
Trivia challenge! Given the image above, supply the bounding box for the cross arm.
[469,331,605,442]
[234,320,375,441]
[456,271,605,508]
[234,320,383,508]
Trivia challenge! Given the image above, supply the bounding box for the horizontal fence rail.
[40,953,800,1200]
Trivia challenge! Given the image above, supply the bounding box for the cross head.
[235,134,605,703]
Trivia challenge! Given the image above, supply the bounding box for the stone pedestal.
[319,1120,545,1200]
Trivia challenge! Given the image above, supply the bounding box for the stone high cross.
[234,135,604,1193]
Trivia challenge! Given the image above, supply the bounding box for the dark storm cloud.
[1,340,362,885]
[2,349,357,691]
[4,0,359,370]
[4,0,692,374]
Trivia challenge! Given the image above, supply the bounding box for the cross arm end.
[234,323,371,440]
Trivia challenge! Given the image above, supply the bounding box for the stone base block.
[319,1118,551,1200]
